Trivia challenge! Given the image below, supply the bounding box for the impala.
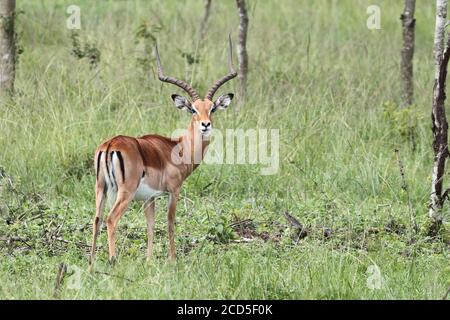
[89,38,237,265]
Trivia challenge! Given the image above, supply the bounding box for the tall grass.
[0,0,448,299]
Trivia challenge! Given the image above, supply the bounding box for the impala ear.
[211,93,234,113]
[171,94,195,113]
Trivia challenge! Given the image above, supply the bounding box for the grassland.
[0,0,449,299]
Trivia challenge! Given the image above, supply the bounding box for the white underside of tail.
[101,152,118,208]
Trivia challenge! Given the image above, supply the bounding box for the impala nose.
[200,121,211,135]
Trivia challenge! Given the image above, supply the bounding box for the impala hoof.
[109,256,117,266]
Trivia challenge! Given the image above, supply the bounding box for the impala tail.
[96,144,128,208]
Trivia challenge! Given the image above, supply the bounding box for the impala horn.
[205,35,238,101]
[155,43,201,101]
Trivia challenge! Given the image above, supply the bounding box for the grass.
[0,0,449,299]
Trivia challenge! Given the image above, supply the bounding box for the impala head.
[170,93,233,137]
[155,36,237,137]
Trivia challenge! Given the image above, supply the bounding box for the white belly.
[134,180,164,201]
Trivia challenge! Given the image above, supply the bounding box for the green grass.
[0,0,449,299]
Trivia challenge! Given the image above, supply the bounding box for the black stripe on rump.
[96,151,103,181]
[116,151,125,183]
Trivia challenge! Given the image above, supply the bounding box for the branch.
[199,0,212,42]
[53,262,67,299]
[236,0,249,98]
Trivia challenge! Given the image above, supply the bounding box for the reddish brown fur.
[136,135,180,169]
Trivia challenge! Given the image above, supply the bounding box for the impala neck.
[181,120,210,173]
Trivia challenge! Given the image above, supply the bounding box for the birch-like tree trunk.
[400,0,416,107]
[0,0,16,98]
[199,0,212,42]
[429,0,449,235]
[236,0,248,98]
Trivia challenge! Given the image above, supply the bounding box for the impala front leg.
[144,199,156,263]
[167,191,179,261]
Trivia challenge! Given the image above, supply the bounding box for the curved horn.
[205,35,238,101]
[155,43,200,101]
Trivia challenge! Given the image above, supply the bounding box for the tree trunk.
[0,0,16,98]
[236,0,248,98]
[400,0,416,107]
[429,0,449,235]
[199,0,212,42]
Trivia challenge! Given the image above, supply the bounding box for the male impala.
[89,38,237,265]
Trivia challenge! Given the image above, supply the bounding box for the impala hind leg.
[144,199,156,263]
[89,182,106,268]
[105,191,133,262]
[167,191,179,261]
